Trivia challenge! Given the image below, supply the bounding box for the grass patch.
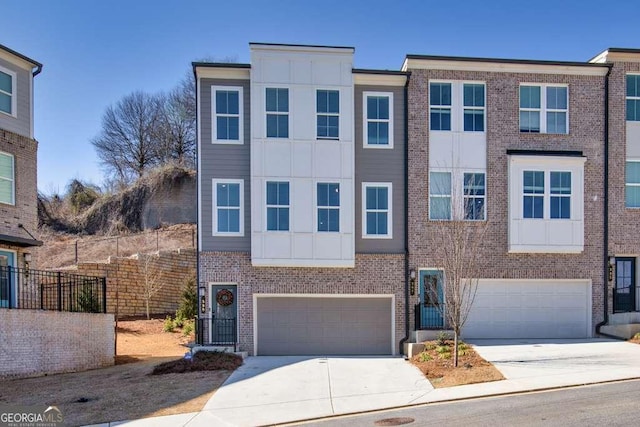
[152,351,243,375]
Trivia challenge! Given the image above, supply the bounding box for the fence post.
[102,277,107,313]
[40,281,44,310]
[56,272,62,311]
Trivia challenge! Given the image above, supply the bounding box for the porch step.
[609,312,640,325]
[600,323,640,340]
[410,329,454,343]
[191,345,248,359]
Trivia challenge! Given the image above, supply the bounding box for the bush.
[173,315,185,328]
[151,351,243,375]
[436,331,449,346]
[76,282,101,313]
[182,320,194,337]
[163,315,175,332]
[416,352,432,362]
[176,276,197,320]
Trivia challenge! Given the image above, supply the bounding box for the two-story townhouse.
[403,55,609,339]
[0,44,42,309]
[195,43,408,356]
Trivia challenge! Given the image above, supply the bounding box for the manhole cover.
[374,417,415,426]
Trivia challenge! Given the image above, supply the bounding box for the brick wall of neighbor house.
[199,252,406,355]
[0,310,114,379]
[406,69,606,330]
[75,249,196,317]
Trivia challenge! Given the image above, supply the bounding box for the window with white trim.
[430,83,451,131]
[520,85,568,134]
[429,172,451,220]
[463,172,485,220]
[430,81,485,132]
[522,170,572,219]
[266,181,289,231]
[266,88,289,138]
[317,182,339,232]
[523,171,544,219]
[626,161,640,207]
[363,183,392,238]
[550,171,571,219]
[212,86,243,143]
[317,90,339,139]
[364,92,393,147]
[0,67,15,116]
[627,75,640,121]
[0,152,14,205]
[463,84,485,132]
[212,179,243,235]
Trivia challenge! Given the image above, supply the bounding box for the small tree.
[139,252,165,319]
[176,275,197,320]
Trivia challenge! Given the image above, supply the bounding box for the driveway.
[192,356,433,426]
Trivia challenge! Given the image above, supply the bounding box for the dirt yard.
[0,319,233,427]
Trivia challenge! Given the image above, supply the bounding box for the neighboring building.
[0,44,42,308]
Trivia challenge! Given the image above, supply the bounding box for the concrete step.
[600,323,640,340]
[410,329,454,343]
[191,345,248,359]
[609,312,640,325]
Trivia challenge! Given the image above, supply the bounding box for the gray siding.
[199,78,251,252]
[0,56,32,139]
[355,84,406,253]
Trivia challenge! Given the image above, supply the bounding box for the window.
[430,83,451,131]
[550,171,571,219]
[0,152,14,205]
[212,86,243,143]
[520,85,568,134]
[317,90,339,139]
[463,84,485,132]
[464,173,485,220]
[626,161,640,207]
[0,68,15,116]
[317,183,339,232]
[266,88,289,138]
[266,181,289,231]
[364,92,393,147]
[212,179,243,235]
[429,172,451,220]
[363,183,392,238]
[627,75,640,121]
[523,171,544,219]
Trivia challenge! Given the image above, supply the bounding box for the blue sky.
[2,0,639,193]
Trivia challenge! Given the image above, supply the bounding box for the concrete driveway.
[193,356,433,426]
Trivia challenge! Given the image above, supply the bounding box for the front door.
[614,257,636,313]
[209,284,237,345]
[420,270,444,328]
[0,250,15,308]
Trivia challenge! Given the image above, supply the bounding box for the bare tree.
[138,252,165,320]
[427,172,488,367]
[92,91,163,184]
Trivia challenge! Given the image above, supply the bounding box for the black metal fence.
[414,303,446,330]
[196,316,237,350]
[0,266,106,313]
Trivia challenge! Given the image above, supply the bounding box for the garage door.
[256,296,392,355]
[463,280,591,339]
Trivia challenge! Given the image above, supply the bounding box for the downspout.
[32,63,42,77]
[193,65,202,345]
[399,73,411,355]
[596,64,620,339]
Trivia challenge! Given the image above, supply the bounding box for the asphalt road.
[295,379,640,427]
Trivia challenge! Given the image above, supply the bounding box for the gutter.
[32,63,42,77]
[399,73,411,355]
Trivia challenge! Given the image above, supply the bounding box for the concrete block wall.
[0,310,114,379]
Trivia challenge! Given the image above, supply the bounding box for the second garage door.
[255,296,393,356]
[463,279,591,339]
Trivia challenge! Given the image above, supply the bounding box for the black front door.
[614,258,636,313]
[210,285,237,345]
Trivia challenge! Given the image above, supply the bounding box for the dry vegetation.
[411,339,504,388]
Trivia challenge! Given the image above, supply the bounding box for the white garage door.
[255,296,393,356]
[463,280,591,339]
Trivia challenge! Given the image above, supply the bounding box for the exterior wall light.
[608,256,615,282]
[409,269,416,295]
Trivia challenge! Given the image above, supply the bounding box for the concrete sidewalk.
[86,339,640,427]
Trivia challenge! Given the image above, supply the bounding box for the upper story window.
[627,75,640,121]
[317,182,340,232]
[626,161,640,207]
[463,84,485,132]
[550,171,571,219]
[317,90,339,139]
[522,170,572,219]
[362,183,392,238]
[266,88,289,138]
[266,181,289,231]
[364,92,393,147]
[212,86,243,143]
[523,171,544,218]
[430,83,452,131]
[212,180,244,236]
[463,172,485,220]
[0,152,14,205]
[430,81,485,132]
[520,85,568,134]
[429,171,452,220]
[0,67,16,117]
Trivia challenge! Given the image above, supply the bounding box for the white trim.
[403,58,610,76]
[626,74,640,122]
[212,86,244,144]
[625,159,640,208]
[363,91,394,149]
[212,179,244,236]
[316,88,340,140]
[265,86,290,139]
[251,258,355,268]
[253,293,396,356]
[314,180,341,233]
[196,77,202,252]
[195,67,250,80]
[0,65,17,118]
[428,80,486,133]
[362,182,393,239]
[354,73,407,86]
[0,151,15,206]
[519,83,569,134]
[208,283,238,345]
[463,171,486,221]
[428,170,452,220]
[0,248,18,308]
[265,179,291,232]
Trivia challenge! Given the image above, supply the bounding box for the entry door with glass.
[420,270,444,328]
[615,258,636,313]
[0,250,15,308]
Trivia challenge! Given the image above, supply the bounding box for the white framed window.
[266,88,289,138]
[0,152,14,205]
[362,182,392,238]
[364,91,393,148]
[522,170,572,219]
[266,181,289,231]
[550,171,571,219]
[627,75,640,121]
[463,172,485,220]
[212,86,243,144]
[463,83,485,132]
[317,90,339,139]
[429,81,485,132]
[0,66,16,117]
[317,182,340,232]
[626,161,640,207]
[430,82,451,131]
[523,170,544,218]
[212,179,244,236]
[520,84,568,134]
[429,172,452,220]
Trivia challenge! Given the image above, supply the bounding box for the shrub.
[438,352,452,360]
[458,342,469,351]
[173,315,185,328]
[75,282,101,313]
[633,333,640,340]
[436,345,449,354]
[176,276,197,320]
[416,352,432,362]
[182,320,194,337]
[424,342,437,351]
[163,315,175,332]
[436,331,449,346]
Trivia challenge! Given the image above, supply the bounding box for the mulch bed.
[152,351,243,375]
